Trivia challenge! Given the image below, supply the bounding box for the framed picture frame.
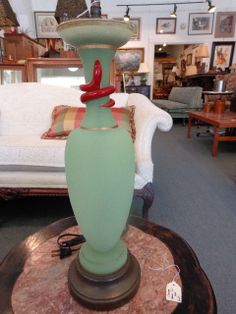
[129,18,141,40]
[210,41,235,71]
[113,18,141,40]
[186,53,192,66]
[188,13,214,35]
[156,18,176,34]
[114,48,144,73]
[214,12,236,38]
[34,11,60,38]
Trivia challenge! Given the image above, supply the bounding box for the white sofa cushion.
[0,136,65,168]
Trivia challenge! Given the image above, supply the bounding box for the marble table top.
[12,225,180,313]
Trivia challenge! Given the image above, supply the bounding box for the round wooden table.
[0,215,217,313]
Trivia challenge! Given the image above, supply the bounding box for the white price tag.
[166,281,182,303]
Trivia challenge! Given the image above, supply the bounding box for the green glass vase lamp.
[57,2,141,311]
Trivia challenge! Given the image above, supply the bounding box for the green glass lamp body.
[58,19,135,275]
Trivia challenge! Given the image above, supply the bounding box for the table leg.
[212,126,219,157]
[187,116,192,138]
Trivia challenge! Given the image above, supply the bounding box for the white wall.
[9,0,35,37]
[9,0,236,91]
[31,0,57,12]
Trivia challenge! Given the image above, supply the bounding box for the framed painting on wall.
[188,13,214,35]
[34,11,60,38]
[186,53,192,65]
[214,12,236,38]
[114,48,144,73]
[156,18,176,34]
[210,41,235,71]
[113,18,141,40]
[129,18,141,40]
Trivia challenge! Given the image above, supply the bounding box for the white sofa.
[0,83,172,218]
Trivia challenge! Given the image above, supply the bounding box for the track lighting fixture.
[117,1,217,14]
[170,4,177,18]
[207,0,215,13]
[123,6,130,22]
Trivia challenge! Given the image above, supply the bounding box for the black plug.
[59,246,72,259]
[52,246,72,259]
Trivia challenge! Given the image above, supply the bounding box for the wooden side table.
[187,111,236,156]
[0,216,216,313]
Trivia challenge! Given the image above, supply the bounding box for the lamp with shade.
[137,62,149,85]
[172,65,180,77]
[195,45,210,73]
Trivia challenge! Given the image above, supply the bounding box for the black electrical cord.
[51,233,86,259]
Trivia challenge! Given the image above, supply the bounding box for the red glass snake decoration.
[80,60,115,108]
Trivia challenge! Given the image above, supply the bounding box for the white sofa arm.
[127,93,173,182]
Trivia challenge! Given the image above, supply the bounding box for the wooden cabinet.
[125,85,150,98]
[0,58,116,88]
[3,34,45,62]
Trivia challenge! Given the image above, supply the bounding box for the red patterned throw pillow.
[41,105,136,142]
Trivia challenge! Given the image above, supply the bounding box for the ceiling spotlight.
[207,0,215,13]
[170,4,177,18]
[123,6,130,22]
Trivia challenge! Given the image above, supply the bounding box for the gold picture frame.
[186,53,193,66]
[114,47,144,73]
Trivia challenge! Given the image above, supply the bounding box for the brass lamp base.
[68,251,141,311]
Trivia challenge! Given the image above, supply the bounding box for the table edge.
[188,111,236,128]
